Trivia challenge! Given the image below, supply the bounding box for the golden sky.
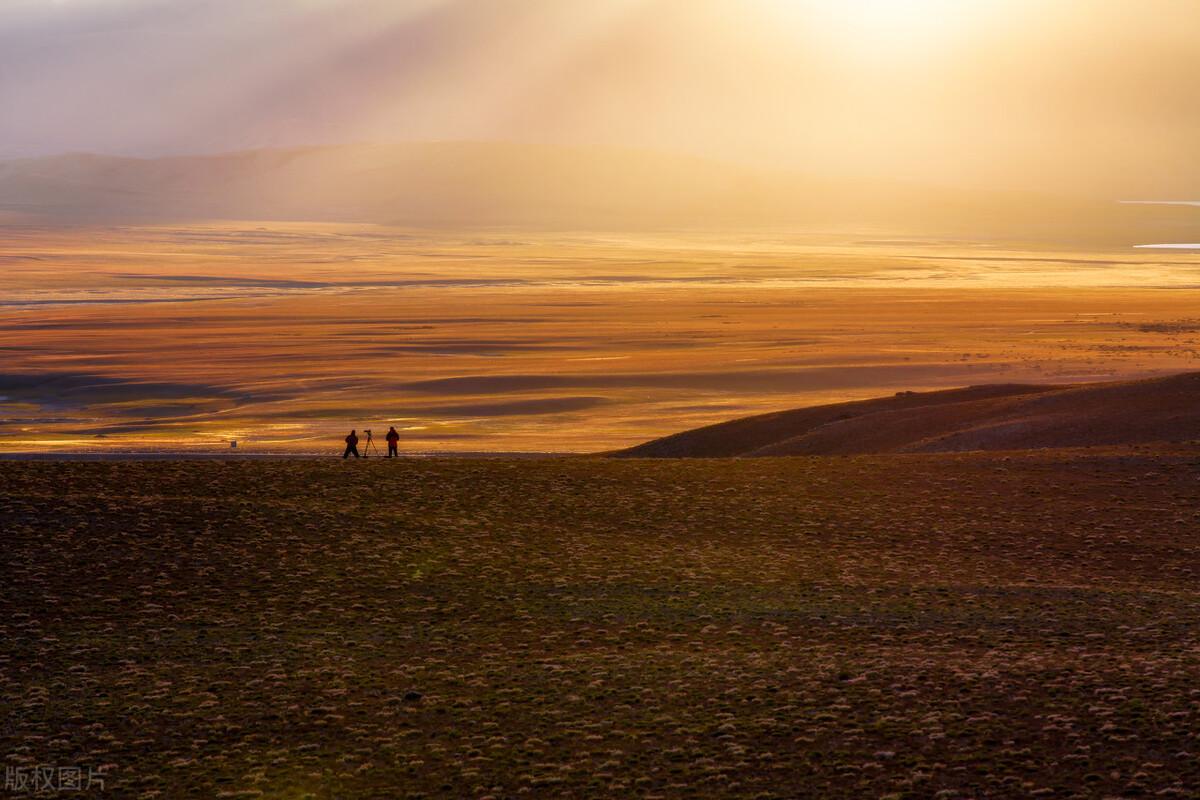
[1,0,1198,195]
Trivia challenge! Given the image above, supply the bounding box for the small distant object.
[230,440,238,449]
[895,391,917,397]
[362,428,380,457]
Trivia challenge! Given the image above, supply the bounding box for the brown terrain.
[616,372,1200,457]
[5,450,1200,798]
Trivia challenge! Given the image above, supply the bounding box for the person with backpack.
[385,426,400,458]
[343,429,360,459]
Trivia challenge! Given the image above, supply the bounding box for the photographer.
[342,429,360,459]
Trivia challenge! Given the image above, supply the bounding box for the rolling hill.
[0,141,1189,242]
[614,372,1200,457]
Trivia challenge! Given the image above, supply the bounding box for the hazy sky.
[2,0,1198,194]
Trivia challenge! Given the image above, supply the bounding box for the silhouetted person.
[343,429,360,459]
[386,426,400,458]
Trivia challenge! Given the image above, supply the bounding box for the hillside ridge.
[614,372,1200,457]
[0,141,1180,241]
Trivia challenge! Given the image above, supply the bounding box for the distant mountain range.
[614,372,1200,457]
[0,141,1192,242]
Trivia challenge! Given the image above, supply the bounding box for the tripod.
[362,429,380,458]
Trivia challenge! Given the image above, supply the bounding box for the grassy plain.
[4,224,1200,454]
[5,453,1200,797]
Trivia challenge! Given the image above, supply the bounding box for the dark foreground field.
[5,453,1200,799]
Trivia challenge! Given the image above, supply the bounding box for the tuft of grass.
[3,451,1200,797]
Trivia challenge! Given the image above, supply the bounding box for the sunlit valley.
[4,213,1200,453]
[4,0,1200,454]
[8,2,1200,798]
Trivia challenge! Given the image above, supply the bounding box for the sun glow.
[766,0,997,56]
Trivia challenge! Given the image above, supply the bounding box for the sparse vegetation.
[5,453,1200,797]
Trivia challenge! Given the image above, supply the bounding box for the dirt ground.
[5,452,1200,798]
